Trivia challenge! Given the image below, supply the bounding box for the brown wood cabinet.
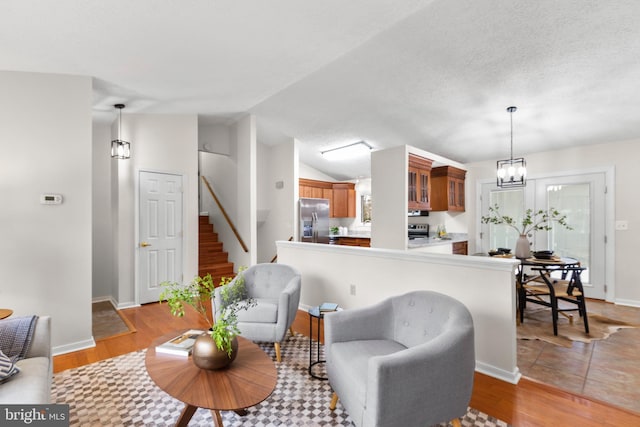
[334,237,371,247]
[431,166,466,212]
[452,241,468,255]
[408,154,433,211]
[299,179,355,218]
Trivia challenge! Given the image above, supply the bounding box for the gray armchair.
[325,291,475,427]
[213,263,301,362]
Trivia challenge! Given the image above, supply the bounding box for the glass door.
[535,173,606,299]
[481,172,606,299]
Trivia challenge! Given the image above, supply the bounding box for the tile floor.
[518,299,640,413]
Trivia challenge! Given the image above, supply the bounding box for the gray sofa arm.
[25,316,51,360]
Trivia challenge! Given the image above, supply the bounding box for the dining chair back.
[524,266,589,335]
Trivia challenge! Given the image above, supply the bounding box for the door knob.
[140,242,151,247]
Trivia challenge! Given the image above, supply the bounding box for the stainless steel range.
[408,224,430,240]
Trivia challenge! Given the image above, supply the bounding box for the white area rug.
[52,333,509,426]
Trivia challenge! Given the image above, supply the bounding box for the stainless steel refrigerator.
[299,198,330,244]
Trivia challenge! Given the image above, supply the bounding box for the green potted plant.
[159,267,255,368]
[481,205,572,258]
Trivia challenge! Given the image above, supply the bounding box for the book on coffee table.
[156,329,205,356]
[319,302,339,312]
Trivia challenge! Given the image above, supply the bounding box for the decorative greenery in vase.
[159,267,255,357]
[481,204,572,236]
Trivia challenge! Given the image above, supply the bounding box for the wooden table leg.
[176,404,198,427]
[211,409,223,427]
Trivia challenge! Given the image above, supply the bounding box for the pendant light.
[496,106,526,187]
[111,104,131,159]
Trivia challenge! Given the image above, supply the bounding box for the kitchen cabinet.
[452,241,468,255]
[332,183,356,218]
[299,179,355,218]
[408,154,433,211]
[431,166,466,212]
[299,179,330,199]
[335,237,370,247]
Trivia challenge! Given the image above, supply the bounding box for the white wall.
[256,139,297,263]
[277,241,521,384]
[92,122,114,300]
[465,138,640,305]
[371,145,408,249]
[113,113,199,306]
[234,115,257,267]
[0,71,93,354]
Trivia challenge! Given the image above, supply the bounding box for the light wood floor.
[54,302,640,427]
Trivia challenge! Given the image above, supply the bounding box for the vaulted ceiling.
[2,1,639,180]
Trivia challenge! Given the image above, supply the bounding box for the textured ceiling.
[2,0,640,180]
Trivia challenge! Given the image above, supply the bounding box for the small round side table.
[0,309,13,319]
[308,306,327,380]
[308,306,341,380]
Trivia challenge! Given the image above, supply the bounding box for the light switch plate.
[615,220,629,230]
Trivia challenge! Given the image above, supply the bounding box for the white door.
[480,172,607,299]
[534,173,606,299]
[138,171,183,304]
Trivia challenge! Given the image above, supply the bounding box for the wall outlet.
[615,220,629,231]
[350,284,356,296]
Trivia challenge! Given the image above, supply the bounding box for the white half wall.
[277,241,522,384]
[0,71,93,354]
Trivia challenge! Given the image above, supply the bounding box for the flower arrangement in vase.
[159,267,255,367]
[481,205,572,258]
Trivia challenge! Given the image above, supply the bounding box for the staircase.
[199,215,235,286]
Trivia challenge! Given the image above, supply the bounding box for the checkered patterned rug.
[52,334,509,426]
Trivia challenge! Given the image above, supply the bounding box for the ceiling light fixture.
[496,106,526,187]
[111,104,131,159]
[321,141,372,161]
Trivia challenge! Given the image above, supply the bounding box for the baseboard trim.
[614,298,640,308]
[476,361,521,384]
[53,338,96,356]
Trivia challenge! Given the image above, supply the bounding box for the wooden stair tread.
[199,214,234,286]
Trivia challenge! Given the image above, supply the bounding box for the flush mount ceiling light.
[321,141,372,161]
[111,104,131,159]
[496,106,526,187]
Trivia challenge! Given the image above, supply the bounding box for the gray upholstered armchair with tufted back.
[325,290,475,427]
[213,263,301,362]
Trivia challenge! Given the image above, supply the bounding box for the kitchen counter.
[407,233,468,249]
[330,233,371,239]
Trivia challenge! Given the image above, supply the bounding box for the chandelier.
[496,106,526,187]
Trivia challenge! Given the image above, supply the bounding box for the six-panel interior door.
[138,171,183,304]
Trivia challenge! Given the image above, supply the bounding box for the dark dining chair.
[521,266,589,336]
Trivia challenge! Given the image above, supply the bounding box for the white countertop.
[407,233,468,249]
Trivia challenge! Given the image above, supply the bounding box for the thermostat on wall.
[40,194,63,205]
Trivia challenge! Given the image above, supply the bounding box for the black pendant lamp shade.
[496,106,526,187]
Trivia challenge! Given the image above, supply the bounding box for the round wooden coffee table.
[146,331,277,427]
[0,309,13,319]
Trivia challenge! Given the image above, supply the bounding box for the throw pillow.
[0,349,20,383]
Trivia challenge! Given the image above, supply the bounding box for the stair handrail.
[270,236,294,263]
[201,176,249,253]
